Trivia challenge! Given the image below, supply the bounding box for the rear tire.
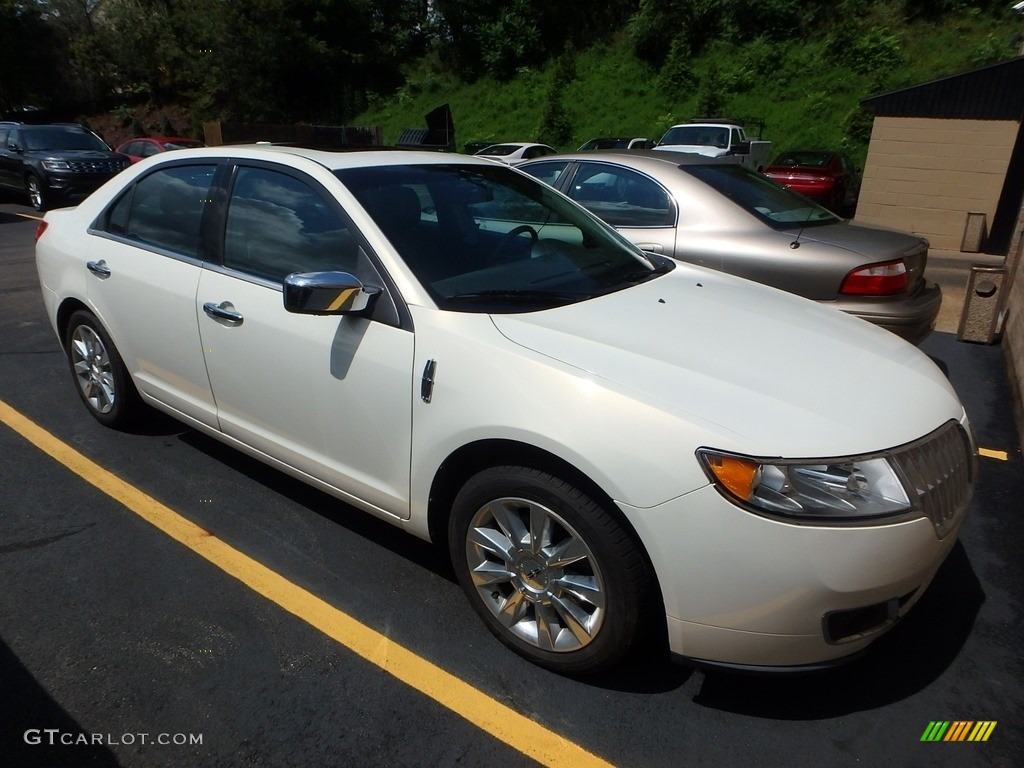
[64,310,142,428]
[449,465,651,674]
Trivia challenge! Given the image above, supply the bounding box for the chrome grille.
[68,159,123,174]
[891,421,974,538]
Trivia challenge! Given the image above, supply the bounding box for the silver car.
[519,151,941,343]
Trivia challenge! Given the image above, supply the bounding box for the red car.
[764,151,860,215]
[115,136,204,164]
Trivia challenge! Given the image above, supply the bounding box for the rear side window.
[103,165,217,258]
[520,160,569,187]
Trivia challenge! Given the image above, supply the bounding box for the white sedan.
[35,145,975,674]
[474,142,557,164]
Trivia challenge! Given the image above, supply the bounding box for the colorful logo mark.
[921,721,997,742]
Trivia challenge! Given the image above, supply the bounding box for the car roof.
[140,144,508,171]
[520,149,736,171]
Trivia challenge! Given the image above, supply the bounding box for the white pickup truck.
[654,120,772,171]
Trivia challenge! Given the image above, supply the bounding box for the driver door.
[198,163,415,518]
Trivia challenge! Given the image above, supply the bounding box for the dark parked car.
[115,136,205,164]
[0,122,130,211]
[764,150,860,215]
[577,137,654,151]
[519,151,940,344]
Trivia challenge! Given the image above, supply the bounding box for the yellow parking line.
[978,447,1009,461]
[0,398,614,768]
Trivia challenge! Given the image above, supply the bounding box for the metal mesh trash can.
[957,266,1007,344]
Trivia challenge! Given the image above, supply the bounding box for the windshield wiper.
[445,289,591,304]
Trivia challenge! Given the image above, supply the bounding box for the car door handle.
[86,260,111,278]
[203,301,244,325]
[635,243,664,253]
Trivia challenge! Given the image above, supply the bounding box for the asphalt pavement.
[0,200,1021,767]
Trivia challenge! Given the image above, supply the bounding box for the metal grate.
[891,421,974,538]
[68,160,123,174]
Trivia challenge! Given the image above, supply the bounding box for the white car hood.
[490,265,962,457]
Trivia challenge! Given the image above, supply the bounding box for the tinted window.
[567,164,674,227]
[520,160,569,187]
[117,165,217,257]
[223,166,360,283]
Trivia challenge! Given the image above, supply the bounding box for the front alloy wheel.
[26,174,46,212]
[450,466,651,674]
[465,496,607,653]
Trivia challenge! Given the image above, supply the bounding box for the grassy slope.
[353,12,1013,168]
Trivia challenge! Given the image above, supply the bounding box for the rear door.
[86,161,220,426]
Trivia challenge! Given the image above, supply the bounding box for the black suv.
[0,122,130,211]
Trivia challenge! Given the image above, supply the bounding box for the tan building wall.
[1003,213,1024,456]
[854,117,1017,252]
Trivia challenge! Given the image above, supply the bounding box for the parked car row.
[0,121,207,211]
[35,144,974,675]
[518,150,938,344]
[0,122,130,212]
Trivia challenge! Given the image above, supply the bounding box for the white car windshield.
[336,163,670,312]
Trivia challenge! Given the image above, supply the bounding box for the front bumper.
[43,172,120,203]
[622,476,965,668]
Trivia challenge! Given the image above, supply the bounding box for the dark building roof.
[861,57,1024,120]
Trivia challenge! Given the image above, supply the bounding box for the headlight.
[697,449,912,523]
[41,159,72,172]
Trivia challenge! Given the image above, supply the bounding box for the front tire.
[26,174,47,212]
[65,310,141,428]
[449,466,651,674]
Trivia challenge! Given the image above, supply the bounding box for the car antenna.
[790,206,816,249]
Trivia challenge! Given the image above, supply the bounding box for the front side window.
[223,166,361,283]
[567,164,674,228]
[337,163,668,313]
[108,164,217,257]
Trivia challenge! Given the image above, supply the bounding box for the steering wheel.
[492,224,538,261]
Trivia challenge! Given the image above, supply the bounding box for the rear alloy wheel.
[450,466,650,674]
[65,310,141,428]
[26,174,47,212]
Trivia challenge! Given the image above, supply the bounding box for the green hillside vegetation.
[356,12,1016,167]
[3,0,1019,168]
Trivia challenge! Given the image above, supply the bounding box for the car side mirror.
[283,271,382,316]
[8,141,22,153]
